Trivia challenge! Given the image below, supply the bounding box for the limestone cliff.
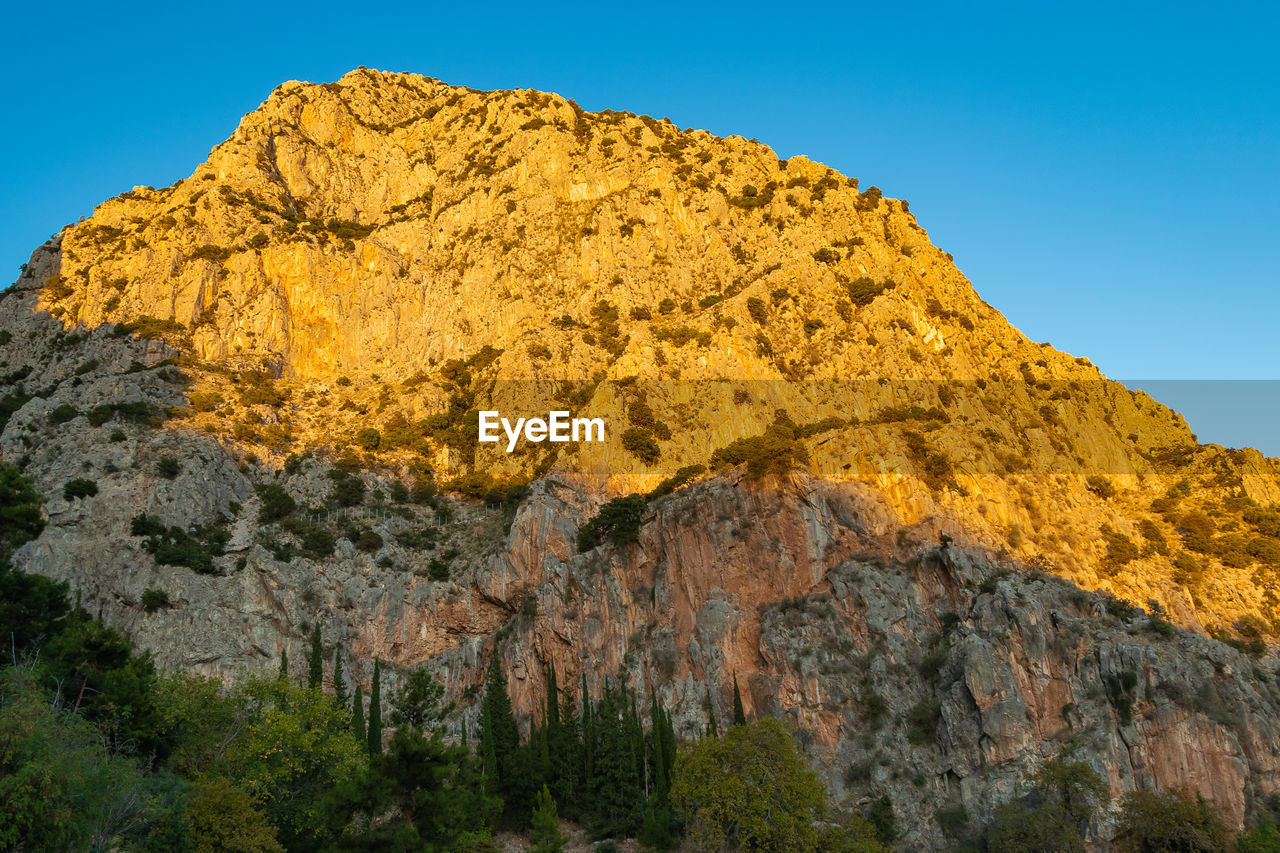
[2,67,1279,847]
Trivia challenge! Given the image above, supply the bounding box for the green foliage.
[0,464,45,555]
[902,430,957,492]
[355,529,384,553]
[1238,824,1280,853]
[747,296,768,324]
[301,526,336,559]
[732,673,747,726]
[353,427,381,450]
[1105,670,1140,725]
[621,427,661,464]
[367,659,385,756]
[1101,524,1141,567]
[671,718,827,852]
[141,588,171,613]
[391,668,449,732]
[847,276,896,306]
[1113,788,1232,853]
[222,676,367,850]
[0,669,156,852]
[337,725,498,850]
[710,411,810,478]
[986,760,1109,852]
[480,654,533,829]
[308,624,323,690]
[1086,475,1117,499]
[256,483,297,523]
[577,494,647,550]
[905,700,941,745]
[62,477,98,500]
[327,469,366,507]
[131,513,228,575]
[123,315,187,338]
[183,775,283,853]
[156,456,181,479]
[530,784,568,852]
[48,403,79,424]
[88,400,160,426]
[648,464,705,499]
[864,796,898,845]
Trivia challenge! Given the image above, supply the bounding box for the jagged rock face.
[3,67,1280,847]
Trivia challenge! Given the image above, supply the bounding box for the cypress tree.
[705,685,719,737]
[367,658,383,755]
[333,646,349,708]
[480,653,531,827]
[732,673,746,727]
[556,679,581,815]
[308,623,323,690]
[529,784,567,853]
[352,684,366,742]
[278,648,289,682]
[659,702,676,782]
[542,664,560,791]
[581,673,595,791]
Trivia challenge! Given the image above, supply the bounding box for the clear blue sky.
[2,2,1277,450]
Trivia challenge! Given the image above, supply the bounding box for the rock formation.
[2,67,1278,846]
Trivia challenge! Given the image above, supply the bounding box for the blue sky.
[2,2,1277,451]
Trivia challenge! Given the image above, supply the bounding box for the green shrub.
[87,401,158,427]
[935,805,968,840]
[353,428,381,450]
[577,494,647,550]
[257,483,297,522]
[1100,525,1140,567]
[905,701,941,745]
[48,404,79,425]
[130,512,228,575]
[156,457,180,479]
[746,296,768,324]
[627,399,655,429]
[648,465,705,499]
[355,530,383,553]
[62,479,98,500]
[710,413,809,478]
[621,428,661,464]
[847,277,896,306]
[1085,475,1116,499]
[301,527,336,559]
[1104,670,1139,725]
[328,470,365,507]
[141,588,171,613]
[427,556,451,581]
[1113,789,1231,853]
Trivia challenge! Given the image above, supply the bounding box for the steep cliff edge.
[2,67,1279,846]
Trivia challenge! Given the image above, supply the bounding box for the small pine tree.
[278,648,289,682]
[367,659,383,755]
[308,623,323,690]
[352,684,366,743]
[333,647,349,708]
[529,784,567,853]
[732,673,746,727]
